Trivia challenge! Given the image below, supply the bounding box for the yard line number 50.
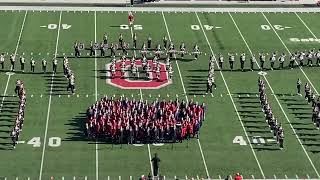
[27,137,61,147]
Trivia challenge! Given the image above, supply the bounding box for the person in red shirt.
[128,11,134,25]
[234,173,242,180]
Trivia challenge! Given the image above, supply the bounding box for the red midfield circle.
[106,59,172,89]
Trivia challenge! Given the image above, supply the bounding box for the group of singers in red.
[85,96,206,143]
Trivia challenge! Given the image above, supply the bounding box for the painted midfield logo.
[106,59,172,89]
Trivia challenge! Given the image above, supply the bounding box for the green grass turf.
[0,9,320,180]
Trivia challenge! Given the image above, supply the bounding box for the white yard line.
[129,25,143,100]
[0,74,12,112]
[294,12,318,40]
[195,12,265,178]
[0,11,27,113]
[261,12,319,95]
[162,11,210,179]
[94,10,99,180]
[128,17,153,177]
[38,11,62,180]
[229,12,320,178]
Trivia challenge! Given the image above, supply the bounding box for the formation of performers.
[302,81,320,129]
[10,80,26,149]
[63,56,76,94]
[109,55,174,81]
[216,49,320,71]
[0,53,50,73]
[85,96,206,144]
[206,55,216,94]
[73,33,201,60]
[259,77,284,149]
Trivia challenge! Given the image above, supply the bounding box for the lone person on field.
[151,153,160,177]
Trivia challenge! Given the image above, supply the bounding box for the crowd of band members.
[74,33,201,59]
[215,49,320,71]
[259,77,284,149]
[303,82,320,129]
[62,56,76,95]
[85,96,206,144]
[10,80,26,149]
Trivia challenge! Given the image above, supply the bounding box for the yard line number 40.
[27,137,61,147]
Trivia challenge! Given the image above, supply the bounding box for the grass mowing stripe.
[194,12,265,179]
[0,11,27,113]
[128,20,153,177]
[294,12,319,40]
[161,11,210,179]
[229,12,320,178]
[261,12,319,95]
[38,11,62,180]
[94,10,99,180]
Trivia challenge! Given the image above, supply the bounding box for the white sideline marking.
[197,11,265,178]
[16,177,18,180]
[262,12,318,96]
[296,174,299,179]
[94,10,99,180]
[251,175,255,179]
[119,176,121,180]
[164,176,166,180]
[107,176,110,180]
[285,174,288,179]
[28,177,30,180]
[230,12,319,178]
[218,175,221,179]
[130,176,132,180]
[85,176,87,180]
[162,11,210,179]
[39,11,62,180]
[130,20,153,175]
[261,12,320,177]
[62,176,64,180]
[273,174,277,179]
[73,176,76,180]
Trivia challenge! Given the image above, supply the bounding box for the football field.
[1,7,320,180]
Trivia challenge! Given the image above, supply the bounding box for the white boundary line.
[229,12,320,178]
[1,6,320,13]
[94,10,99,180]
[194,12,265,178]
[129,20,143,100]
[39,11,62,180]
[162,11,210,179]
[128,14,153,177]
[261,12,319,96]
[0,11,27,113]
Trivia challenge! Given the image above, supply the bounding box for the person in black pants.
[151,153,160,177]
